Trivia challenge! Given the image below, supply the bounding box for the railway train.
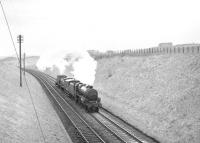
[55,75,101,112]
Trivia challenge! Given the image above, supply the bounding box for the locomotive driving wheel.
[95,107,99,112]
[75,97,78,103]
[86,106,90,113]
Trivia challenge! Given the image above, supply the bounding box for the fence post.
[195,46,197,53]
[159,47,161,54]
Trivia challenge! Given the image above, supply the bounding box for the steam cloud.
[36,50,97,85]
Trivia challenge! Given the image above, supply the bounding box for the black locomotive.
[55,75,101,112]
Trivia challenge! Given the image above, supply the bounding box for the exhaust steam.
[36,50,97,85]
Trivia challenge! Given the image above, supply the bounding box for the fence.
[92,45,200,60]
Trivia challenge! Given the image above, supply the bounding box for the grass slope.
[94,54,200,143]
[0,59,71,143]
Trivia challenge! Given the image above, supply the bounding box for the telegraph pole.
[23,53,25,75]
[17,35,23,87]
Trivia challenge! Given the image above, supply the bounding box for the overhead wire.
[0,0,19,62]
[24,77,46,143]
[0,1,46,142]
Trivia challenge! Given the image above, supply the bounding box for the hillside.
[0,56,39,68]
[94,53,200,143]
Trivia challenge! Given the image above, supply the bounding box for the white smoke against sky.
[36,49,97,85]
[36,50,67,74]
[71,51,97,85]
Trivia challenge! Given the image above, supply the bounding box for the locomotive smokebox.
[77,85,98,101]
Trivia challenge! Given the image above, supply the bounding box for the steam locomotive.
[55,75,101,112]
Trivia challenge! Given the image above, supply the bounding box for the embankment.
[0,58,71,143]
[94,53,200,143]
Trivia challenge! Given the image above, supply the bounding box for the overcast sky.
[0,0,200,57]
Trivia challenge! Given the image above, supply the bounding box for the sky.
[0,0,200,57]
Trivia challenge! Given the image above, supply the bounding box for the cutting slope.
[0,60,71,142]
[94,53,200,143]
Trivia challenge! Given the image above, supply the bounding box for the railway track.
[27,70,159,143]
[28,70,106,143]
[93,110,158,143]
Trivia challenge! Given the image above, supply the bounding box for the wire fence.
[91,45,200,60]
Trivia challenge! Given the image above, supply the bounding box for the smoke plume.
[36,50,97,85]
